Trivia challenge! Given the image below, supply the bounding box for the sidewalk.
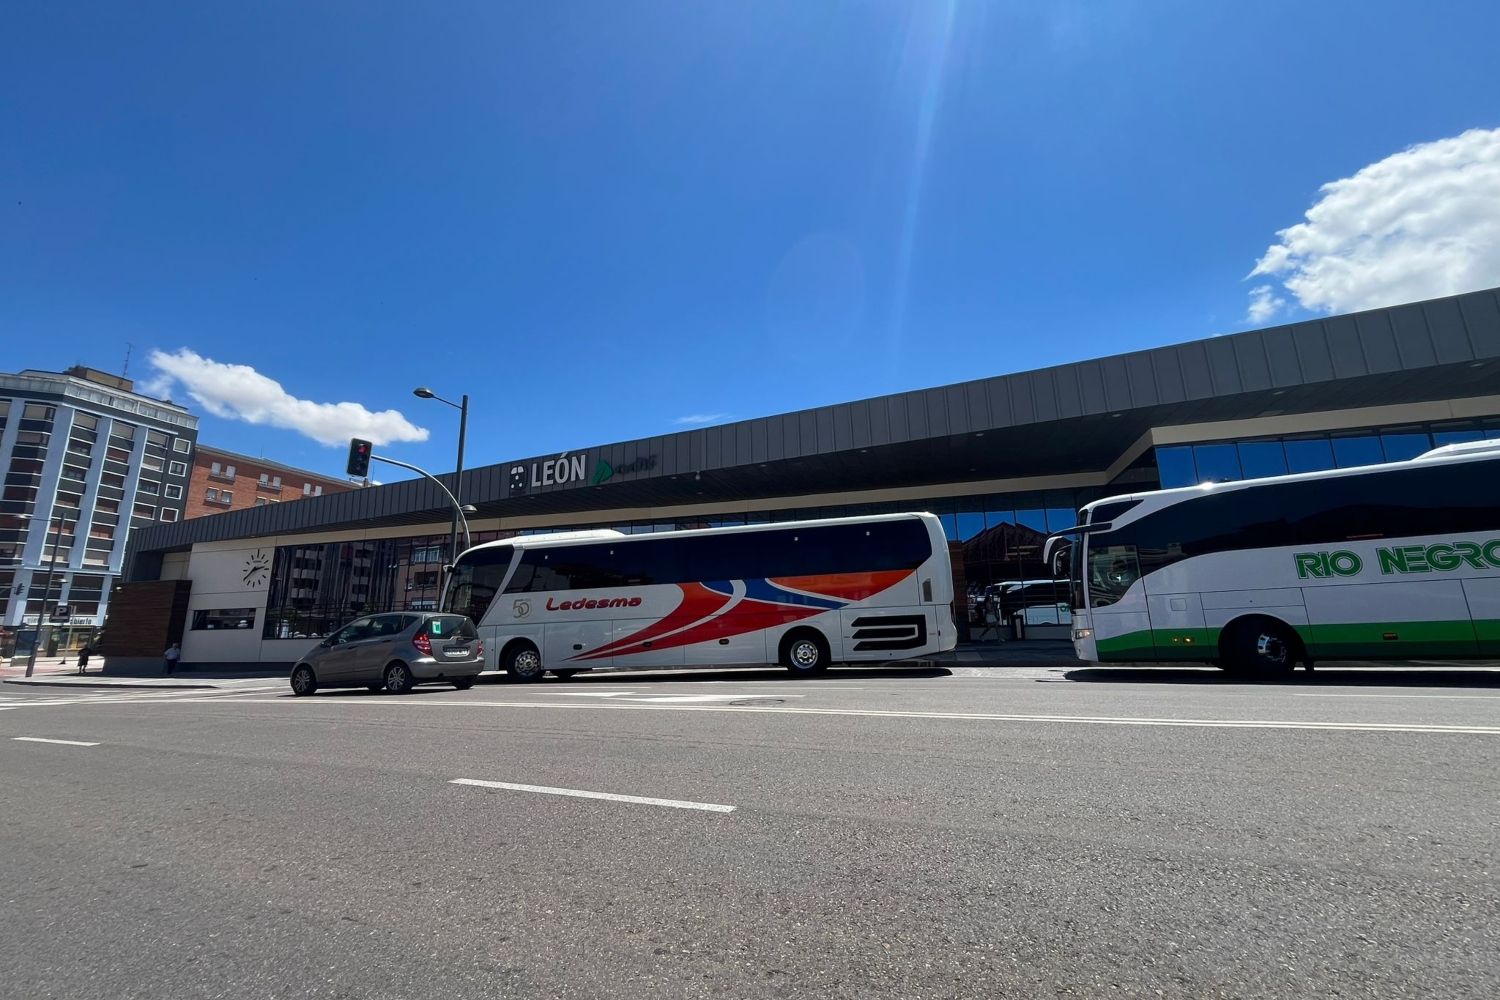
[2,655,285,689]
[923,639,1079,668]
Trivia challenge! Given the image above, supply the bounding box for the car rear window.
[424,615,477,640]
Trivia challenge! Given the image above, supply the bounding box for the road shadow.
[481,666,952,685]
[1062,666,1500,689]
[296,685,471,698]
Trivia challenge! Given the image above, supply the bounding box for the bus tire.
[780,629,829,676]
[502,641,544,683]
[1219,617,1301,680]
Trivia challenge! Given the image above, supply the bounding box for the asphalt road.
[2,665,1498,999]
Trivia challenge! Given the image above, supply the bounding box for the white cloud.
[1249,127,1500,320]
[147,348,430,447]
[673,413,730,426]
[1246,285,1286,325]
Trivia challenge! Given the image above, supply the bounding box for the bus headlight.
[1072,628,1093,640]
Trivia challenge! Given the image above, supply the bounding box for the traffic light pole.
[25,511,72,678]
[366,453,472,555]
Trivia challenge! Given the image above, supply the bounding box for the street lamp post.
[413,387,470,578]
[24,510,75,678]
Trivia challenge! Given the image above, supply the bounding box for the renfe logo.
[546,596,644,611]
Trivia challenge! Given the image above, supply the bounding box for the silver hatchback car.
[289,612,484,696]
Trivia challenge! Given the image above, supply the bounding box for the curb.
[2,677,221,690]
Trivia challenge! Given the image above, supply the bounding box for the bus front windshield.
[442,545,513,623]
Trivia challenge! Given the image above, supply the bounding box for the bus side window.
[1088,544,1140,607]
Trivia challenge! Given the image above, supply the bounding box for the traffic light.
[346,438,372,478]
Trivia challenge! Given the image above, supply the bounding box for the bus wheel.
[503,641,544,683]
[1220,618,1299,680]
[780,629,829,675]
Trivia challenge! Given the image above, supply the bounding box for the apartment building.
[186,445,355,520]
[0,367,197,657]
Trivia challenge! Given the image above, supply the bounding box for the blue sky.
[4,1,1498,481]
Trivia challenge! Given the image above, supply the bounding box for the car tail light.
[476,641,483,657]
[412,632,433,656]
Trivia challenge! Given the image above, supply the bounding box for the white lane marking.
[450,778,735,813]
[12,736,99,746]
[553,691,642,698]
[1294,692,1500,701]
[551,691,803,704]
[234,698,1500,735]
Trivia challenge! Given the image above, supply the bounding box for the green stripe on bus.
[1094,619,1500,661]
[1299,620,1482,659]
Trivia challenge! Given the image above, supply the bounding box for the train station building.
[108,287,1500,664]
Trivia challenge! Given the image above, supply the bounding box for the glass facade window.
[1191,443,1242,484]
[1331,435,1384,469]
[1284,437,1335,473]
[1157,420,1500,488]
[192,607,257,630]
[1432,427,1484,446]
[1155,447,1195,488]
[1236,440,1287,480]
[1380,431,1432,462]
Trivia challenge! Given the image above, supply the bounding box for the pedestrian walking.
[163,642,181,675]
[76,646,91,675]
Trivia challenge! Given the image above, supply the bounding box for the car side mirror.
[319,637,335,648]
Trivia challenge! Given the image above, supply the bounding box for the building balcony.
[207,472,236,484]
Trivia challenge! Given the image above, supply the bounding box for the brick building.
[186,445,356,520]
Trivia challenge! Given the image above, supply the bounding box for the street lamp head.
[460,505,478,514]
[413,387,435,399]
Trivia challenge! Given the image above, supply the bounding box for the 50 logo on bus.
[1295,540,1500,579]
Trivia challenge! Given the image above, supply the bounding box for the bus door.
[607,586,687,669]
[1465,578,1500,657]
[543,602,615,668]
[1302,579,1478,659]
[1083,538,1153,660]
[1144,585,1209,661]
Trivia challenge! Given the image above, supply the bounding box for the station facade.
[113,288,1500,664]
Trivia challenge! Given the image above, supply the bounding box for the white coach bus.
[1051,441,1500,676]
[443,513,957,679]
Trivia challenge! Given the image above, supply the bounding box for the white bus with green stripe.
[1051,440,1500,676]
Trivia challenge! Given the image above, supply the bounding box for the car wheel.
[780,630,829,676]
[383,661,415,694]
[1220,618,1300,680]
[503,642,544,683]
[290,664,317,697]
[452,676,476,690]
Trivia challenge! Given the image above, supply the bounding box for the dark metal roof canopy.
[128,287,1500,560]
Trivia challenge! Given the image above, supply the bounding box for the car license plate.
[443,647,468,658]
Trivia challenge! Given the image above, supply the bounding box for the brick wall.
[97,580,192,656]
[186,448,354,519]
